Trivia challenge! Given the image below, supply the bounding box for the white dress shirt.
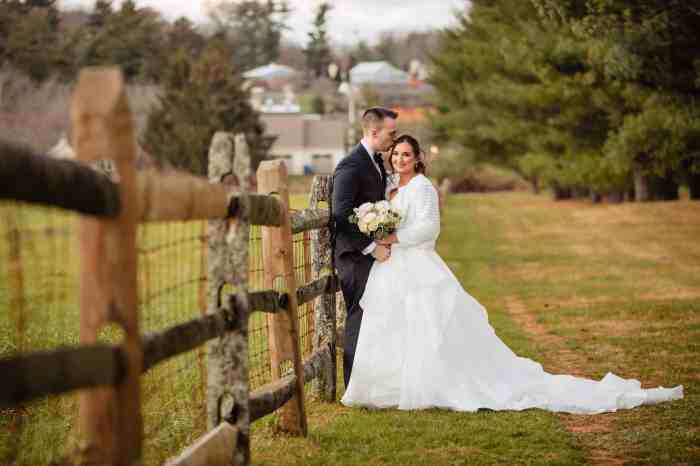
[361,139,383,176]
[360,139,381,255]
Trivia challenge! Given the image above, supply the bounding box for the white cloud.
[57,0,467,44]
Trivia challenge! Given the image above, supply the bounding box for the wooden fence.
[0,68,339,466]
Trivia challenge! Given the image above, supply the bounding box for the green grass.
[0,195,315,465]
[249,193,586,466]
[2,192,697,465]
[251,192,698,466]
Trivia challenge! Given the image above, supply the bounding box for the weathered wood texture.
[249,345,330,422]
[0,295,248,408]
[136,165,283,224]
[0,345,126,408]
[290,208,330,234]
[0,140,283,226]
[207,132,235,428]
[296,275,339,308]
[237,194,283,227]
[165,422,238,466]
[73,67,142,466]
[245,277,340,315]
[258,160,308,435]
[245,276,340,315]
[248,290,282,313]
[225,137,252,466]
[136,169,229,222]
[0,140,121,217]
[142,311,231,372]
[207,133,251,466]
[309,175,338,402]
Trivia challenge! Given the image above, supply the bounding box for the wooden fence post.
[309,175,337,402]
[257,161,308,435]
[72,67,142,465]
[206,132,252,465]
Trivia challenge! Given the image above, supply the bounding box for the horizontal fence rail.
[0,142,285,226]
[290,208,330,234]
[0,140,121,217]
[0,274,339,408]
[1,67,341,466]
[0,345,126,408]
[249,345,330,422]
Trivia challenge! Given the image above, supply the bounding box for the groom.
[332,106,398,387]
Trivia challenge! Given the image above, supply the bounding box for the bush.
[142,41,274,175]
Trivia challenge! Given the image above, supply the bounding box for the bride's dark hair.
[389,134,426,175]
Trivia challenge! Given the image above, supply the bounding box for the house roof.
[262,115,346,151]
[350,61,410,85]
[243,63,299,81]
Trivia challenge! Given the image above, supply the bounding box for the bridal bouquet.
[348,201,402,240]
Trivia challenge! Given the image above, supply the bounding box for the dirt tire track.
[504,297,625,466]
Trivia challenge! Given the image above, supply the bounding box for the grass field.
[0,198,314,465]
[250,192,698,466]
[1,192,698,465]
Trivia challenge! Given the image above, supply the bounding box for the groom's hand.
[372,244,391,262]
[376,233,398,245]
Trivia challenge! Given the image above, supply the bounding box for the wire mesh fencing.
[1,198,321,465]
[0,202,80,466]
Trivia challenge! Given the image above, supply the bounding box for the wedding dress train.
[341,174,683,413]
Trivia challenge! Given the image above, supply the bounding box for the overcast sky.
[58,0,467,45]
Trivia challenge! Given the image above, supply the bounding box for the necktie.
[373,153,384,172]
[373,152,386,183]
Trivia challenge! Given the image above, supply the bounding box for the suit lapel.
[354,143,383,185]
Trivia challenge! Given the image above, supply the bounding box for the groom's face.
[372,118,398,152]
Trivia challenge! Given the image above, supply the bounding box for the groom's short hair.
[362,107,399,131]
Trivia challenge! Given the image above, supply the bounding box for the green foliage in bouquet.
[349,201,402,241]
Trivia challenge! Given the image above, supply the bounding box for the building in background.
[262,114,347,175]
[340,59,436,149]
[348,60,434,110]
[244,63,302,114]
[349,61,411,85]
[243,62,300,85]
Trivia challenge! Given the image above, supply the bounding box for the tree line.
[431,0,700,201]
[0,0,339,174]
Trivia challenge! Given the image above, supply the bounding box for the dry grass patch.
[474,192,698,465]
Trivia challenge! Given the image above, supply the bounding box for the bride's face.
[391,142,417,176]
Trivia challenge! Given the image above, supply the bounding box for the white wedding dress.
[341,174,683,413]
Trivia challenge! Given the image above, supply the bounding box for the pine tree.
[142,40,274,175]
[0,0,61,81]
[305,2,333,78]
[431,0,700,201]
[79,0,165,82]
[87,0,113,29]
[534,0,700,200]
[167,17,205,57]
[209,0,289,70]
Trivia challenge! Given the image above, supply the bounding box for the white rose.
[358,202,373,216]
[361,211,377,224]
[358,220,369,233]
[368,219,380,232]
[375,200,390,212]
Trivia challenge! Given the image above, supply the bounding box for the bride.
[341,134,683,413]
